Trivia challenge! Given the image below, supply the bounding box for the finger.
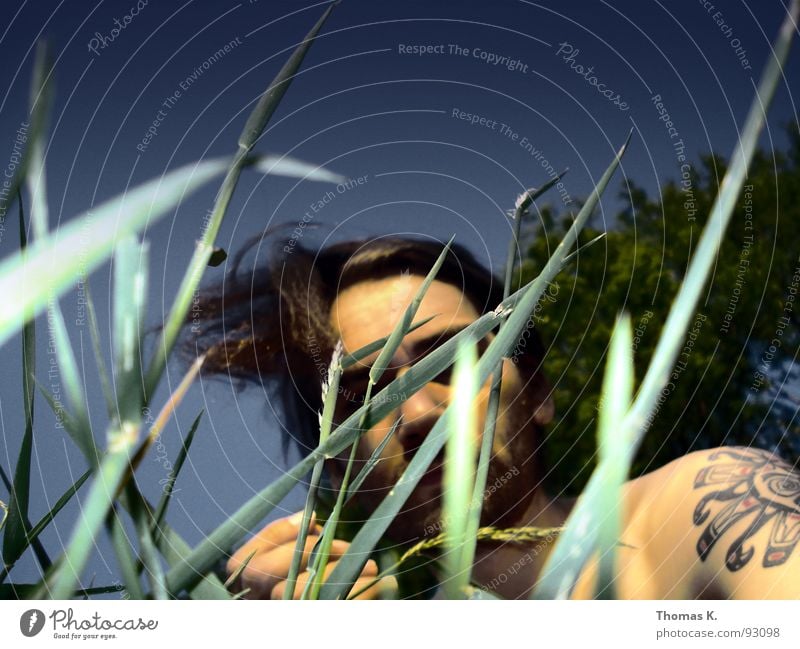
[349,575,399,600]
[238,537,351,599]
[270,559,380,600]
[227,511,320,576]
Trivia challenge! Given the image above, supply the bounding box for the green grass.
[1,0,797,600]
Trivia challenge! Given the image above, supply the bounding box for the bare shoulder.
[625,445,800,598]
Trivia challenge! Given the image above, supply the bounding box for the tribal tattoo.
[693,447,800,571]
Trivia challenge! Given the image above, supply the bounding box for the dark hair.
[181,226,547,453]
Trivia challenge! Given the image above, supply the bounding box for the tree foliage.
[520,129,800,495]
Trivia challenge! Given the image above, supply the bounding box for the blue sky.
[0,0,798,593]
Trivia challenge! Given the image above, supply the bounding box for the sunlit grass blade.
[284,343,342,599]
[46,237,149,599]
[107,236,160,599]
[82,280,115,417]
[318,133,632,599]
[112,236,148,425]
[534,315,634,600]
[143,1,341,403]
[0,155,239,350]
[463,170,567,587]
[595,314,634,598]
[151,410,203,531]
[23,57,98,470]
[624,0,798,444]
[46,305,98,466]
[442,339,478,599]
[464,368,500,572]
[533,2,798,599]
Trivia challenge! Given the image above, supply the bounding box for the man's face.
[328,273,553,543]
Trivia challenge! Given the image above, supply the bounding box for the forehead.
[330,274,480,360]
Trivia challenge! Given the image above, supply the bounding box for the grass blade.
[46,442,138,599]
[126,355,204,489]
[119,487,231,600]
[46,305,98,466]
[442,339,478,598]
[151,410,204,531]
[161,250,597,594]
[224,549,256,590]
[107,508,145,600]
[2,41,52,238]
[310,238,454,597]
[369,236,454,384]
[82,279,116,417]
[504,169,568,296]
[25,470,91,546]
[342,315,437,369]
[595,314,634,598]
[238,1,338,151]
[143,1,341,402]
[344,416,401,500]
[2,189,49,571]
[284,344,342,599]
[45,237,148,599]
[0,155,238,350]
[533,2,798,599]
[112,237,148,425]
[535,315,634,600]
[318,133,632,599]
[129,496,168,599]
[250,154,346,183]
[462,171,567,587]
[25,95,98,467]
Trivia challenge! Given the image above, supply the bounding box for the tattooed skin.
[692,447,800,571]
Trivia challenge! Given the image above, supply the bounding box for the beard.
[376,398,541,546]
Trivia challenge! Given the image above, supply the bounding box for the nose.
[395,370,447,457]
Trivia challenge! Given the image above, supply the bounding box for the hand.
[225,511,396,599]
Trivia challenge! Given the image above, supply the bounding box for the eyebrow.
[341,324,490,382]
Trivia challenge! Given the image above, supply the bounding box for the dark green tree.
[519,129,800,495]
